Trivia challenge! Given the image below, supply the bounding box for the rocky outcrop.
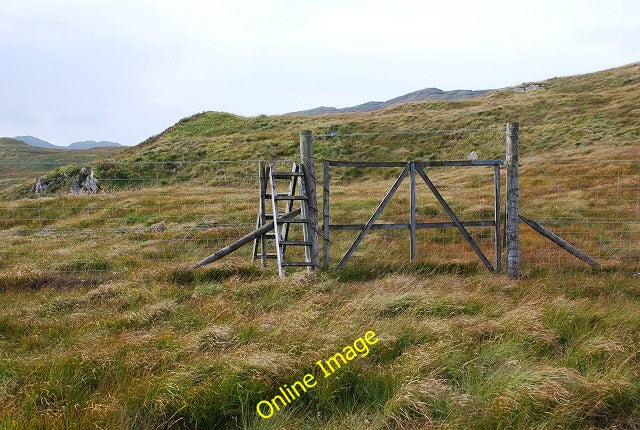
[69,167,100,194]
[31,166,101,195]
[514,83,545,93]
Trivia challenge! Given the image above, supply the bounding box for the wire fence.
[0,160,295,279]
[0,128,638,282]
[519,157,640,272]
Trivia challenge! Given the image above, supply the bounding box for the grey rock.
[514,83,545,93]
[150,222,167,233]
[69,167,100,194]
[33,177,49,193]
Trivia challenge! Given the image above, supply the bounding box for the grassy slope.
[1,268,639,429]
[121,62,640,165]
[10,62,640,196]
[0,63,639,429]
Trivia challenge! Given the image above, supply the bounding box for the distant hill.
[13,136,122,150]
[285,87,492,116]
[14,135,59,149]
[67,141,122,150]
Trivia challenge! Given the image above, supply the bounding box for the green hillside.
[124,62,639,163]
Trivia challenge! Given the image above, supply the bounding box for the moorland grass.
[1,268,640,429]
[1,63,639,429]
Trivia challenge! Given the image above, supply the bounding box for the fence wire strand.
[1,133,638,278]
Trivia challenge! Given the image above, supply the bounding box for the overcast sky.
[1,0,639,146]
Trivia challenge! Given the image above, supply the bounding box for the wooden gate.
[322,160,503,272]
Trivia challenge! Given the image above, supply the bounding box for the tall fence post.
[409,161,416,260]
[493,164,502,273]
[300,130,319,272]
[323,160,330,270]
[505,122,521,279]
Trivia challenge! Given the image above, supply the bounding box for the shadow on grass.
[333,261,479,282]
[523,264,629,279]
[168,265,264,285]
[0,271,110,292]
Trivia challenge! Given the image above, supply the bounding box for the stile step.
[273,172,304,178]
[256,254,278,259]
[265,194,307,201]
[281,262,315,267]
[276,196,307,201]
[280,241,312,246]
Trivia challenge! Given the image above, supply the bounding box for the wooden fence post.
[494,164,502,273]
[259,161,267,267]
[323,160,330,270]
[300,130,319,272]
[410,161,416,260]
[505,122,521,279]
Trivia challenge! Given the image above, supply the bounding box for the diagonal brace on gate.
[335,162,496,273]
[414,164,495,272]
[336,163,411,269]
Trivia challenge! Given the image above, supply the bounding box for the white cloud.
[1,0,639,145]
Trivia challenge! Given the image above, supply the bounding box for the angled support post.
[415,164,495,273]
[520,215,600,266]
[191,209,301,270]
